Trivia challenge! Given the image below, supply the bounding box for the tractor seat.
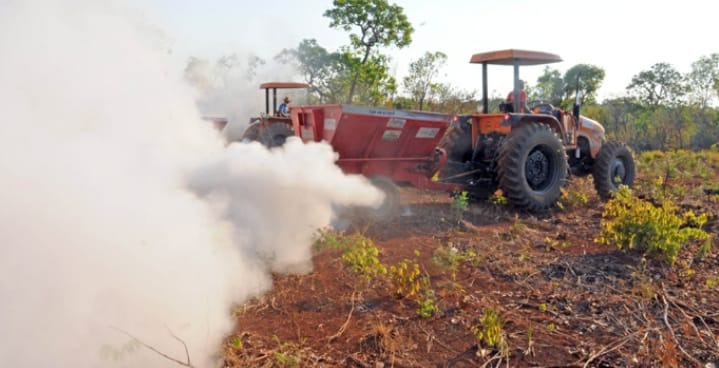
[499,101,514,113]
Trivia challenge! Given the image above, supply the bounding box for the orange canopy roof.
[469,49,562,66]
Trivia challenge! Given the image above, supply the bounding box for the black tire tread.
[259,123,294,148]
[592,141,636,200]
[496,124,568,211]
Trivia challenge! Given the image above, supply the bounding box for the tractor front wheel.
[592,142,636,200]
[259,123,295,148]
[497,124,568,211]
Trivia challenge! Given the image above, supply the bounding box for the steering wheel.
[528,100,555,114]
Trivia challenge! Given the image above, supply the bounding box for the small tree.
[532,66,564,106]
[563,64,605,106]
[403,51,447,110]
[324,0,413,103]
[687,53,719,109]
[626,62,687,107]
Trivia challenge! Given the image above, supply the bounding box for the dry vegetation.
[224,148,719,367]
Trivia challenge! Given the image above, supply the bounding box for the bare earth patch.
[225,178,719,367]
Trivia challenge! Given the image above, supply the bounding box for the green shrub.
[557,188,589,209]
[388,259,424,298]
[452,191,470,212]
[489,190,508,206]
[342,238,387,280]
[596,186,710,265]
[471,307,506,350]
[313,229,387,280]
[416,293,439,319]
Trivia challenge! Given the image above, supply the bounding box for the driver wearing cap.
[277,96,291,117]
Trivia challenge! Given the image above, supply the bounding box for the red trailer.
[264,104,461,218]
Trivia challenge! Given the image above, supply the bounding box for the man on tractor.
[505,79,529,113]
[277,96,291,117]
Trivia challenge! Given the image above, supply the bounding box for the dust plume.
[184,53,304,141]
[0,1,381,367]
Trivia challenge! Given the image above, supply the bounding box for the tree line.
[185,0,719,151]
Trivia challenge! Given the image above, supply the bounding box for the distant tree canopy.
[687,53,719,109]
[276,39,396,105]
[402,51,447,111]
[564,64,605,106]
[183,1,719,152]
[324,0,413,103]
[522,55,719,151]
[529,64,605,108]
[626,62,687,107]
[582,57,719,150]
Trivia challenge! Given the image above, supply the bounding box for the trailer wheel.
[497,123,567,211]
[366,176,400,222]
[592,141,635,200]
[259,123,295,148]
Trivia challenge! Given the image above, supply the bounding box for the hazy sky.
[146,0,717,100]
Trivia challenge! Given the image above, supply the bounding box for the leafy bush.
[596,186,711,265]
[342,238,387,280]
[388,258,424,298]
[416,293,439,318]
[557,188,588,209]
[471,307,506,350]
[314,228,387,280]
[489,190,508,206]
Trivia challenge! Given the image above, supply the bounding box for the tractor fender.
[505,114,564,139]
[577,117,606,158]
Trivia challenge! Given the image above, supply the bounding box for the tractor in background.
[240,82,310,147]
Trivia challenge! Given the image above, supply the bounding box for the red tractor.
[437,49,635,210]
[240,82,310,147]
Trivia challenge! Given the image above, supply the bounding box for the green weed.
[558,188,589,209]
[596,186,711,265]
[431,245,479,281]
[272,336,303,368]
[471,307,506,350]
[416,292,439,318]
[388,258,424,298]
[490,190,508,206]
[342,238,387,280]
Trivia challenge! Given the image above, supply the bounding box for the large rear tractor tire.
[497,124,568,211]
[365,176,401,222]
[259,123,295,148]
[592,142,636,200]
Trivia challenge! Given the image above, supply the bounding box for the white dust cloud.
[183,52,305,142]
[0,1,381,367]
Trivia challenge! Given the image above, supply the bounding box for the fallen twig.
[582,331,639,368]
[661,293,703,367]
[111,326,194,367]
[327,291,357,343]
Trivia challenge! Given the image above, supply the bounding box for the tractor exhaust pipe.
[572,73,581,119]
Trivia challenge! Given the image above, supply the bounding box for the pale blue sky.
[145,0,717,100]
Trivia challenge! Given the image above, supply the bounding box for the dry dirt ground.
[224,177,719,368]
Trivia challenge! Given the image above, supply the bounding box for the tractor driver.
[277,96,291,117]
[506,80,530,113]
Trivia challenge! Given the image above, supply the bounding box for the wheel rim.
[525,147,552,191]
[271,135,287,147]
[610,157,627,186]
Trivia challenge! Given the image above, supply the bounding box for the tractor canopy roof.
[469,49,562,66]
[259,82,310,89]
